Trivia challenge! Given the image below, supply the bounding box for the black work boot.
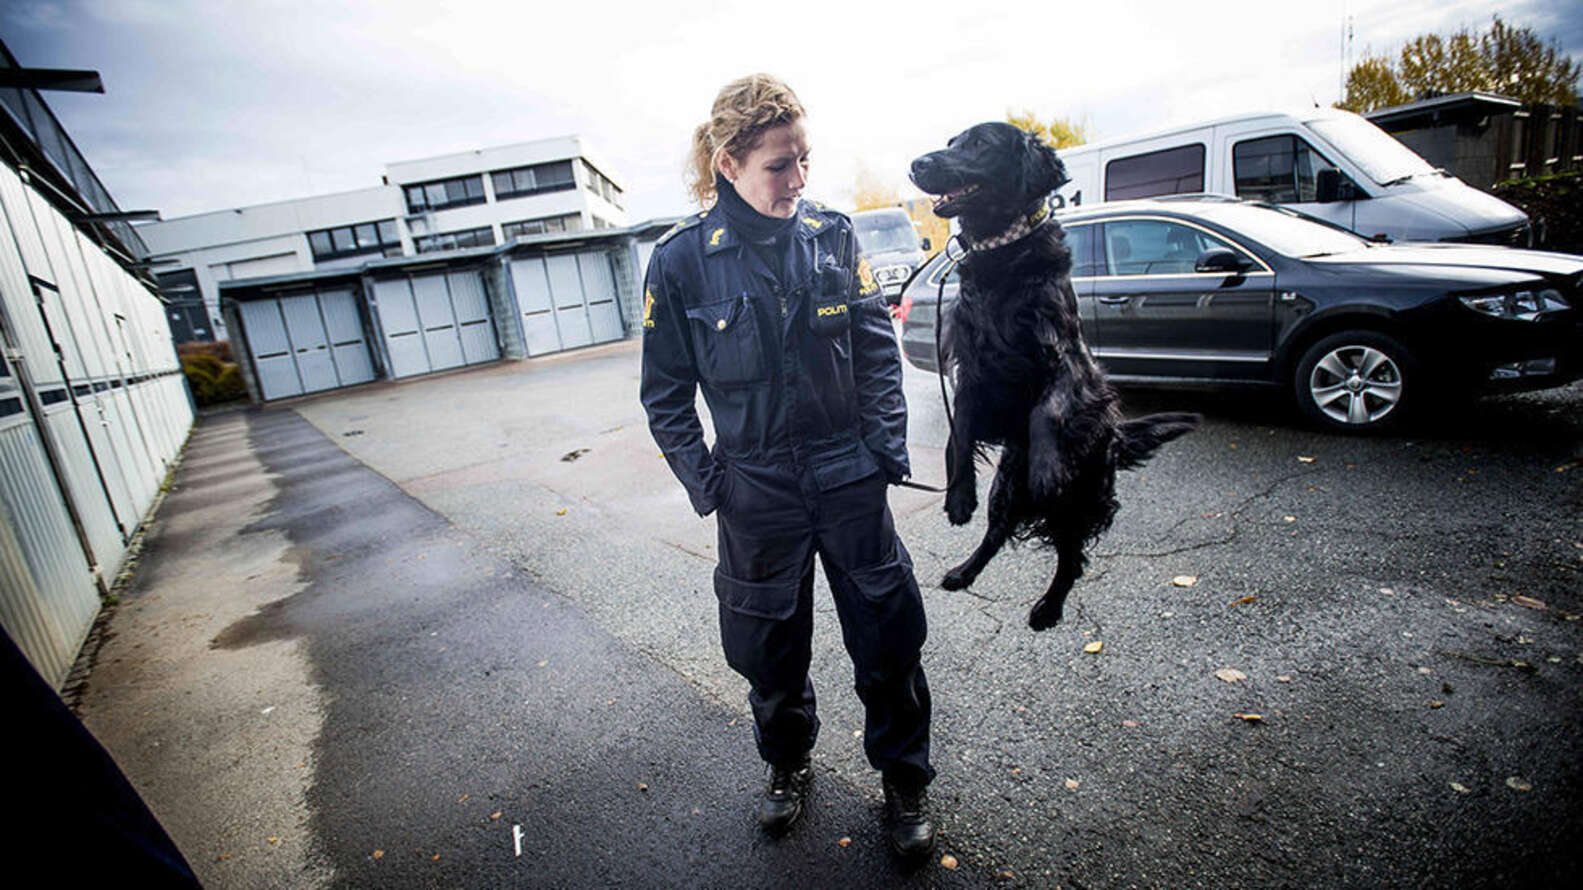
[758,757,812,834]
[883,779,936,860]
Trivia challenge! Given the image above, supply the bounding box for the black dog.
[910,122,1199,630]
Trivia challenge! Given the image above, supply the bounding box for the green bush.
[1492,171,1583,255]
[181,350,245,406]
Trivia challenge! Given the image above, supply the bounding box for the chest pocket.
[686,296,765,386]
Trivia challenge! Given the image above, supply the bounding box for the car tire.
[1292,330,1416,433]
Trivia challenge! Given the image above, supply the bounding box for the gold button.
[716,319,727,330]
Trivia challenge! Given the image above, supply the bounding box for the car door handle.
[1097,295,1131,305]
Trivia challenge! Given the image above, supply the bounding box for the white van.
[1053,107,1530,245]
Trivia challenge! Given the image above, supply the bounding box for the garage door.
[509,250,624,357]
[238,287,376,400]
[371,270,500,379]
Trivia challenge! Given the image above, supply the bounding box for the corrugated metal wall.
[0,161,193,688]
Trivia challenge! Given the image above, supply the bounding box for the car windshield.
[1307,114,1438,185]
[854,215,920,254]
[1193,203,1368,257]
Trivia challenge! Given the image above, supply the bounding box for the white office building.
[139,135,629,341]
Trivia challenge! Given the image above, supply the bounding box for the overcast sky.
[4,0,1580,223]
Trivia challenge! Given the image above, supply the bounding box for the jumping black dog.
[910,122,1199,630]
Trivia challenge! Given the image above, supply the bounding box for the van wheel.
[1293,331,1415,433]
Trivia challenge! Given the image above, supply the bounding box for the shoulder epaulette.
[656,212,707,246]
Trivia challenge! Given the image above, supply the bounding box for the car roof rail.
[1151,192,1243,203]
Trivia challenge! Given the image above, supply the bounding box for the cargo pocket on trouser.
[840,544,927,686]
[713,568,809,686]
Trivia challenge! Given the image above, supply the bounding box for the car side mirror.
[1315,167,1357,203]
[920,237,932,252]
[1195,248,1251,274]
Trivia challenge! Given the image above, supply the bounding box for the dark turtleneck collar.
[715,174,797,243]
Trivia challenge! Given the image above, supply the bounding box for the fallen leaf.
[941,854,959,869]
[1297,456,1316,463]
[1214,667,1247,683]
[1064,778,1080,790]
[1201,511,1222,519]
[1282,515,1297,523]
[536,660,548,668]
[1172,575,1198,587]
[217,853,232,862]
[432,854,441,861]
[1512,595,1546,610]
[555,508,568,516]
[1010,767,1022,774]
[1277,675,1291,682]
[1083,640,1103,654]
[1233,713,1264,722]
[1122,719,1140,728]
[1428,700,1445,709]
[372,850,384,860]
[267,836,280,845]
[636,782,648,792]
[1505,776,1532,792]
[1230,595,1256,607]
[490,812,502,821]
[837,837,852,848]
[456,794,470,804]
[1449,782,1470,794]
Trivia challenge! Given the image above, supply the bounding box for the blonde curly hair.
[686,74,806,206]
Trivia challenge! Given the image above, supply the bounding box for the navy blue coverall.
[639,199,934,791]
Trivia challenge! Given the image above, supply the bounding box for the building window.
[582,160,624,209]
[404,175,487,213]
[501,213,582,240]
[308,219,401,260]
[490,160,576,201]
[1233,135,1339,204]
[414,226,497,254]
[1104,144,1206,201]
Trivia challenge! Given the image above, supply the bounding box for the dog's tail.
[1114,412,1200,470]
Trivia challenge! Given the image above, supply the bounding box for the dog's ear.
[1020,131,1071,199]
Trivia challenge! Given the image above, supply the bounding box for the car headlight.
[1458,288,1570,321]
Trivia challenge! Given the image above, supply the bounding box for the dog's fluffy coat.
[911,123,1198,630]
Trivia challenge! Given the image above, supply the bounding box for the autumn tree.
[1006,110,1090,148]
[851,162,901,212]
[1339,15,1580,112]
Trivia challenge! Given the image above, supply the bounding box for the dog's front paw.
[940,566,972,590]
[944,486,976,525]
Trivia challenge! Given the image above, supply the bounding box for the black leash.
[888,237,966,495]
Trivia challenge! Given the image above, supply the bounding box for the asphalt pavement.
[75,339,1582,888]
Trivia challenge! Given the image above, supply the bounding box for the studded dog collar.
[965,199,1052,253]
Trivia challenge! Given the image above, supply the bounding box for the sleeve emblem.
[642,287,656,329]
[856,256,879,296]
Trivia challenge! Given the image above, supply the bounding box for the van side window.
[1104,145,1206,201]
[1066,224,1101,277]
[1233,135,1339,203]
[1102,219,1235,276]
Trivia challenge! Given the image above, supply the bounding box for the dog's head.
[910,122,1070,234]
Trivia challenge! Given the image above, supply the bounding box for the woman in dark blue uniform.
[639,74,935,858]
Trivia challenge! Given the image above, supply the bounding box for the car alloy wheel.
[1294,331,1413,432]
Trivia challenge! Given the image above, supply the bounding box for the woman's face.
[721,121,809,219]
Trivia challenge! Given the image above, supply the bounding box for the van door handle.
[1097,295,1131,305]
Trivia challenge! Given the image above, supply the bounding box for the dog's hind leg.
[942,446,1025,590]
[1027,526,1087,630]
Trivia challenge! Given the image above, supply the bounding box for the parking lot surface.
[83,339,1581,887]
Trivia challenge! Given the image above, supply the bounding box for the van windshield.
[1308,115,1437,185]
[854,214,920,254]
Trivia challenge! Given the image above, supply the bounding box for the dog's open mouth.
[931,183,980,214]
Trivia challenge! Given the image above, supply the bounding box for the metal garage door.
[238,288,376,400]
[509,250,624,357]
[371,270,499,379]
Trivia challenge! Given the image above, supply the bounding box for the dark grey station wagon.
[900,198,1581,432]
